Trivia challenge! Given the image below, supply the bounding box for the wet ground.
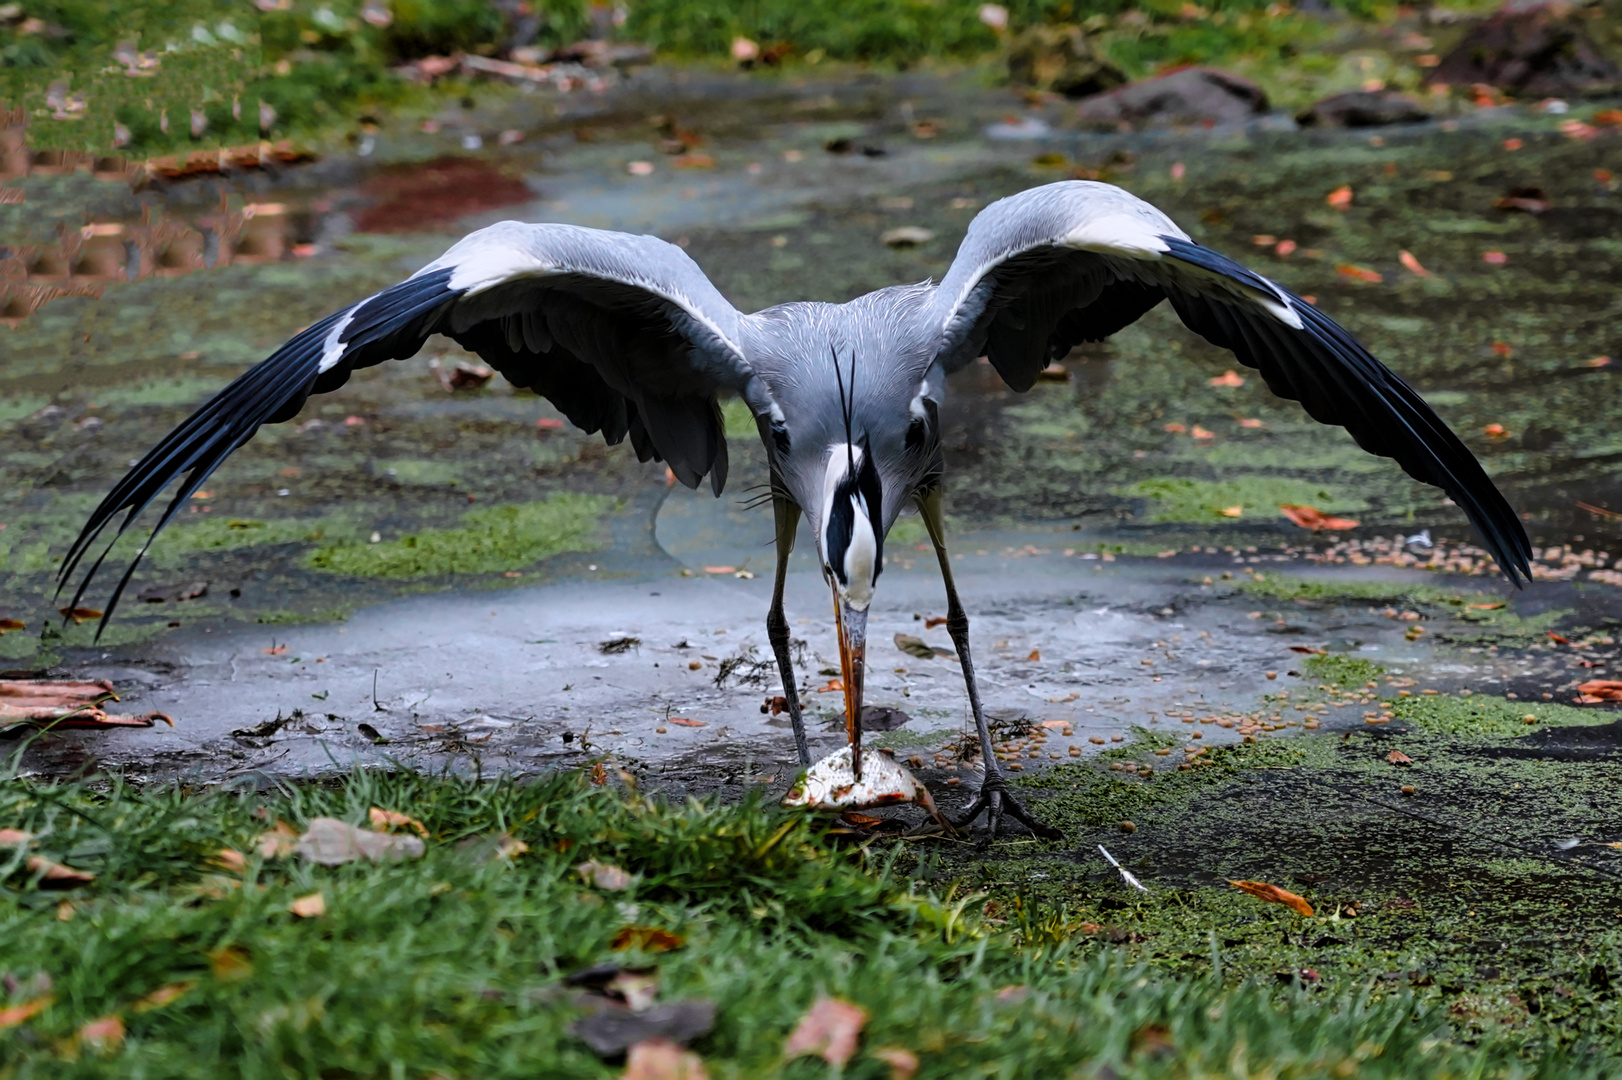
[7,66,1622,774]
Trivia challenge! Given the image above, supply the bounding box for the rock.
[1006,24,1126,99]
[1425,0,1621,98]
[1297,89,1430,128]
[1075,67,1268,131]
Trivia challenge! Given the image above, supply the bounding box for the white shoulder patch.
[444,246,556,295]
[1059,214,1173,258]
[317,308,358,373]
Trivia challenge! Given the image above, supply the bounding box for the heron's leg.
[915,488,1061,840]
[768,496,811,767]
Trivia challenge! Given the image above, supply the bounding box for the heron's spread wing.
[61,222,759,626]
[928,180,1531,585]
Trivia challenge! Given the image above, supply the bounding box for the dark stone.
[859,705,912,730]
[569,999,715,1057]
[1297,90,1430,128]
[1075,67,1268,131]
[1425,0,1622,98]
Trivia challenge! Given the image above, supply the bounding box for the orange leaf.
[1288,646,1327,655]
[1483,423,1508,439]
[1576,501,1622,520]
[1336,263,1382,283]
[924,616,948,629]
[263,644,287,655]
[1398,250,1432,277]
[816,679,844,693]
[1218,506,1242,518]
[0,997,49,1029]
[1162,422,1185,433]
[612,926,685,952]
[289,892,326,917]
[1228,879,1314,916]
[1548,631,1569,645]
[783,996,868,1067]
[1482,250,1508,265]
[1388,750,1413,765]
[78,1014,125,1051]
[838,812,887,828]
[256,821,299,859]
[132,983,193,1012]
[1326,185,1353,209]
[701,565,736,574]
[368,807,429,837]
[1238,417,1264,429]
[1026,649,1040,661]
[0,619,24,633]
[1279,505,1359,531]
[27,856,93,884]
[58,606,103,622]
[1468,601,1506,610]
[213,848,247,872]
[873,1046,921,1080]
[1191,424,1215,440]
[1208,369,1245,388]
[667,717,707,727]
[1576,680,1622,701]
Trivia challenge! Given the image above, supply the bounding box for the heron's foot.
[950,774,1062,840]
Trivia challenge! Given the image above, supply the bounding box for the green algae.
[1390,693,1606,738]
[1123,475,1359,524]
[306,493,614,579]
[1301,653,1386,689]
[1239,572,1473,607]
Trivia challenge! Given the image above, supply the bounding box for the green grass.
[2,764,1617,1078]
[306,494,612,579]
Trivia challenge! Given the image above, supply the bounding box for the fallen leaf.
[1482,250,1508,265]
[1238,417,1264,429]
[293,817,425,865]
[1468,601,1506,610]
[1398,250,1432,277]
[1163,421,1185,433]
[1494,185,1550,214]
[27,856,94,885]
[1279,505,1359,531]
[893,634,938,660]
[1326,185,1353,209]
[667,717,706,727]
[590,763,609,786]
[1228,879,1314,917]
[1336,263,1382,283]
[838,812,888,829]
[59,606,103,622]
[289,892,326,917]
[0,828,32,844]
[263,644,287,655]
[924,616,948,629]
[132,983,193,1012]
[1208,369,1245,388]
[578,860,637,891]
[1548,631,1570,645]
[817,679,845,693]
[1588,356,1612,368]
[783,996,867,1067]
[1190,424,1215,440]
[1576,501,1622,520]
[1483,423,1508,438]
[623,1038,709,1080]
[369,807,429,837]
[873,1046,920,1079]
[208,945,253,981]
[1218,506,1242,517]
[78,1014,125,1051]
[0,619,24,633]
[256,821,299,859]
[701,566,736,574]
[1025,649,1041,662]
[1288,646,1327,655]
[1576,680,1622,701]
[0,997,49,1029]
[213,848,247,872]
[612,926,685,952]
[1388,750,1413,765]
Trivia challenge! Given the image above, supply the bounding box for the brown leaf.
[1208,369,1245,388]
[208,945,253,981]
[1288,646,1327,655]
[666,717,706,727]
[27,856,94,885]
[578,860,637,891]
[132,982,193,1012]
[612,926,685,952]
[924,616,948,629]
[1228,879,1314,917]
[1025,649,1041,662]
[1388,750,1413,765]
[58,606,102,622]
[0,996,50,1029]
[816,679,845,693]
[1468,601,1506,610]
[1576,680,1622,701]
[873,1046,920,1079]
[1279,504,1359,531]
[0,619,24,633]
[893,634,938,660]
[256,821,299,859]
[1336,263,1382,283]
[369,807,429,837]
[623,1038,709,1080]
[289,892,326,917]
[783,996,867,1067]
[293,818,425,865]
[213,848,247,872]
[78,1014,125,1051]
[838,812,887,829]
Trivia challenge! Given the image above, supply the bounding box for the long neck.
[820,442,882,609]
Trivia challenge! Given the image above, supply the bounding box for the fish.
[781,746,947,827]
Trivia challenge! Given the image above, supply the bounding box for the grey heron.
[59,180,1532,837]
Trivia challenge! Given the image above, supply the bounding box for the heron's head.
[817,438,884,771]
